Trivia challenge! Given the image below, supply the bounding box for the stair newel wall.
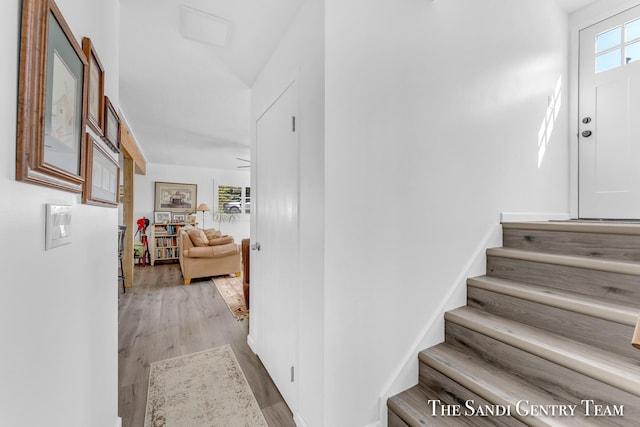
[378,223,503,426]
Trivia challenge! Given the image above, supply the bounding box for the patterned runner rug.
[213,276,249,320]
[144,345,267,427]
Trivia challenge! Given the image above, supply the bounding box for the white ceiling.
[119,0,304,169]
[119,0,598,170]
[555,0,599,13]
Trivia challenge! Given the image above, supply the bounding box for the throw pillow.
[187,229,208,247]
[207,236,234,246]
[203,228,222,239]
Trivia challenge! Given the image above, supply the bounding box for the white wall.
[324,0,570,425]
[134,163,250,243]
[0,1,119,426]
[250,0,325,425]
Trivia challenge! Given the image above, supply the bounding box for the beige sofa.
[178,229,241,285]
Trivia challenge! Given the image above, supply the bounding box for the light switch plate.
[45,204,72,250]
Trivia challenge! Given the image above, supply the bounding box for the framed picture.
[82,37,105,136]
[103,96,120,152]
[172,213,186,223]
[154,211,172,224]
[16,0,88,193]
[155,182,197,213]
[82,134,119,207]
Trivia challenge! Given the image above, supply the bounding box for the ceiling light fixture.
[180,5,233,48]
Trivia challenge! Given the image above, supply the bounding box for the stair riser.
[443,322,640,421]
[418,362,526,426]
[467,287,638,359]
[503,229,640,262]
[487,256,640,304]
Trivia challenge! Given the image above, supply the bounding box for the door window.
[596,18,640,73]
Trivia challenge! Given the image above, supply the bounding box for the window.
[217,185,251,214]
[596,18,640,73]
[244,187,251,214]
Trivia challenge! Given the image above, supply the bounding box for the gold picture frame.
[16,0,88,193]
[82,37,105,137]
[83,134,120,207]
[103,96,121,152]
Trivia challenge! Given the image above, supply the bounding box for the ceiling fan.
[236,158,250,169]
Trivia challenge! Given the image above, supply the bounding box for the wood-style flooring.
[118,264,295,427]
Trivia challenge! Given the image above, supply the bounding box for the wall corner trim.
[293,413,310,427]
[247,334,257,354]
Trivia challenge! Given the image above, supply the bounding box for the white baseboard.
[500,212,571,223]
[114,417,122,427]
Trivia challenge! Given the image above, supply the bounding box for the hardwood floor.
[118,263,295,427]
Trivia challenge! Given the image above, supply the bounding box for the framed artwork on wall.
[172,213,186,223]
[16,0,88,193]
[154,181,198,213]
[82,37,105,136]
[154,211,171,224]
[82,134,119,207]
[103,96,120,152]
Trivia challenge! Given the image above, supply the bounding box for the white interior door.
[254,80,299,409]
[579,5,640,219]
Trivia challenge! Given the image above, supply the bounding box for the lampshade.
[196,203,210,212]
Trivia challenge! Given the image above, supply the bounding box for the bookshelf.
[150,223,193,265]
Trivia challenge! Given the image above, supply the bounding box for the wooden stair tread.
[502,221,640,235]
[445,306,640,397]
[467,275,640,326]
[388,385,476,426]
[487,247,640,275]
[420,343,610,426]
[389,222,640,425]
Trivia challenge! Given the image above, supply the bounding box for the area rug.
[213,276,249,320]
[144,345,268,427]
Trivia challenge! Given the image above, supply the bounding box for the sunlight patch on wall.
[538,75,562,168]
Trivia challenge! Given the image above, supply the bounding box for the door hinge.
[292,116,296,132]
[291,366,295,382]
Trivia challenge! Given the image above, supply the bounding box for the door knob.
[582,130,592,137]
[251,242,261,251]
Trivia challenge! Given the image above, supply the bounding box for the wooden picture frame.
[154,211,172,224]
[16,0,88,193]
[154,182,198,213]
[172,213,186,223]
[82,37,105,136]
[103,96,120,152]
[82,134,120,207]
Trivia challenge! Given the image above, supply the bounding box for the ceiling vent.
[180,5,232,47]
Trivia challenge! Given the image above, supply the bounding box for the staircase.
[388,221,640,426]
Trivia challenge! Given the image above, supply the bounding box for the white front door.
[254,80,299,409]
[579,5,640,219]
